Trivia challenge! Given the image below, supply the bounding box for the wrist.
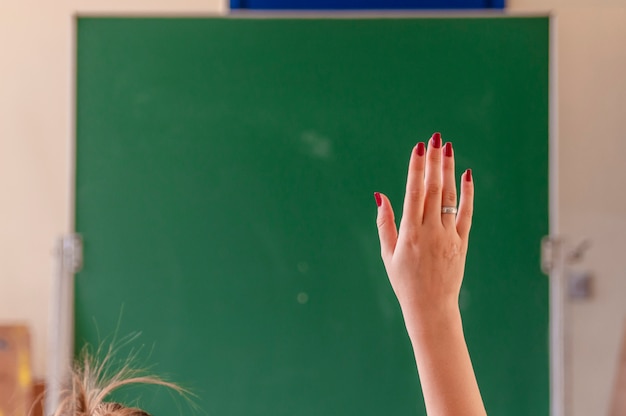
[400,299,463,341]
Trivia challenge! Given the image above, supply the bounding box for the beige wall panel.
[557,7,626,416]
[73,0,226,14]
[0,0,72,381]
[509,0,626,10]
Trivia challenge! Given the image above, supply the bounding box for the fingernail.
[374,192,382,207]
[444,142,453,157]
[465,169,472,182]
[415,142,425,156]
[431,132,442,148]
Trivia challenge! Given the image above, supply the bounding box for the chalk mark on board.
[300,131,334,160]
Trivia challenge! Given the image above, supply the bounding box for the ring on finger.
[441,206,458,215]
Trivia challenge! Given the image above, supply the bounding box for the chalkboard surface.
[75,17,549,416]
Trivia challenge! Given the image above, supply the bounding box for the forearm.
[403,303,486,416]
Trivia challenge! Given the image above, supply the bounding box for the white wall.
[558,9,626,416]
[0,0,72,382]
[1,1,625,414]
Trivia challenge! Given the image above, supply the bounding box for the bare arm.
[374,133,486,415]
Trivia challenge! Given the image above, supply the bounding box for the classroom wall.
[0,0,70,383]
[0,1,624,415]
[557,10,626,416]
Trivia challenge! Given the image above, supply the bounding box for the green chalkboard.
[75,17,549,416]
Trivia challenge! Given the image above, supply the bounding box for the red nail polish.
[416,142,425,156]
[465,169,472,182]
[374,192,382,207]
[444,142,452,157]
[431,132,442,148]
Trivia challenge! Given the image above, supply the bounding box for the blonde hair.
[53,344,185,416]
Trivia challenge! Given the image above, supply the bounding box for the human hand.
[374,132,474,324]
[374,133,485,415]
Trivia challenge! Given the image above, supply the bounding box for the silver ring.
[441,206,458,215]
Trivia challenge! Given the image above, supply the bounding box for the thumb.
[374,192,398,265]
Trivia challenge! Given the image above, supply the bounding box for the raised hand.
[374,132,486,416]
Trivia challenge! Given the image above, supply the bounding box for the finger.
[441,142,458,229]
[456,169,474,240]
[375,192,398,265]
[423,132,443,224]
[399,142,426,231]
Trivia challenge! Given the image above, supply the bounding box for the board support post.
[45,234,83,416]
